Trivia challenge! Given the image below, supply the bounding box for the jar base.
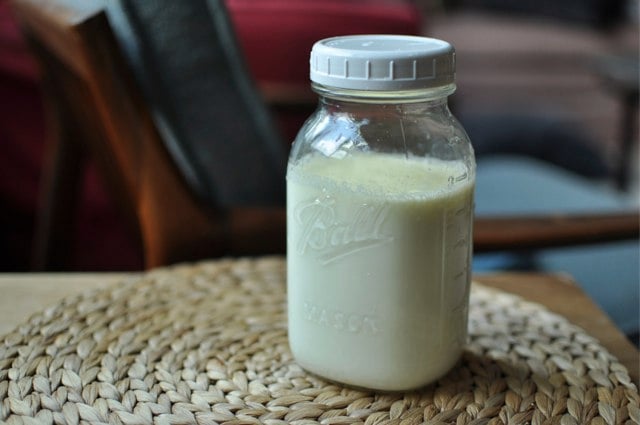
[292,350,464,392]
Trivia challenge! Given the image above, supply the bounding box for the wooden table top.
[0,271,637,386]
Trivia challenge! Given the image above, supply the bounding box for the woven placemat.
[1,257,638,425]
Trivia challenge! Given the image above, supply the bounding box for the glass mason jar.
[286,35,475,391]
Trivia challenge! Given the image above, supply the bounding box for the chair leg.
[32,89,86,271]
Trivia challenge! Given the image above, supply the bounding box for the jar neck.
[315,86,453,117]
[312,82,456,105]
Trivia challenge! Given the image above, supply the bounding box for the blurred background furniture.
[5,0,640,337]
[0,0,142,270]
[8,0,425,271]
[431,4,637,181]
[12,0,291,270]
[427,0,639,339]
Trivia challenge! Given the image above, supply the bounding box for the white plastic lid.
[310,35,455,91]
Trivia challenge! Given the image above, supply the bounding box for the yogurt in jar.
[287,152,474,391]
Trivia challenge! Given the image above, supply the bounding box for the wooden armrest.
[474,211,639,252]
[218,209,639,257]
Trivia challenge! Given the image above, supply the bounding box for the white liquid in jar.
[287,152,474,391]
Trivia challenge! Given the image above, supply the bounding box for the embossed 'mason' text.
[294,196,392,264]
[303,301,380,334]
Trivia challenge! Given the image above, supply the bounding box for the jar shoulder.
[289,104,474,166]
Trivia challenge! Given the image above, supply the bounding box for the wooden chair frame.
[10,0,639,270]
[13,0,285,270]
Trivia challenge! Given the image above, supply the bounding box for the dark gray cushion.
[106,0,287,207]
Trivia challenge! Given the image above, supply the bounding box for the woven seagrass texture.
[0,257,638,425]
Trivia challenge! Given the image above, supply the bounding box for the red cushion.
[227,0,422,84]
[227,0,423,141]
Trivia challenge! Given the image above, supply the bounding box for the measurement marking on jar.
[453,238,467,249]
[448,172,468,185]
[453,271,465,281]
[455,206,470,217]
